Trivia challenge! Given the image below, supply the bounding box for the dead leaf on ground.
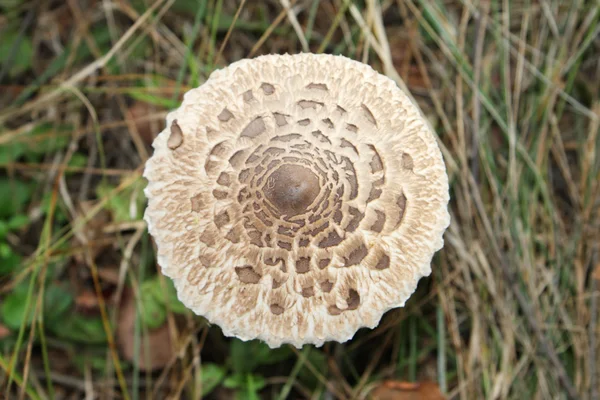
[0,324,10,340]
[117,288,174,371]
[97,267,121,285]
[75,290,100,311]
[128,101,166,145]
[370,380,446,400]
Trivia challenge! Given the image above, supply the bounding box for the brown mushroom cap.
[144,53,450,348]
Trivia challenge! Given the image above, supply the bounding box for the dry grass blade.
[279,0,309,52]
[215,0,248,66]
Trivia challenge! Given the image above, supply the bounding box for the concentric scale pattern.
[144,54,450,347]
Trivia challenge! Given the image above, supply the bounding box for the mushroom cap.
[144,53,450,348]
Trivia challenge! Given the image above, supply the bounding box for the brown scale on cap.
[144,54,450,348]
[235,266,261,284]
[167,120,183,150]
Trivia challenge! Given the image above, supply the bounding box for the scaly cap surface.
[144,53,450,348]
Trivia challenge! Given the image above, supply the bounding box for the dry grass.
[0,0,599,399]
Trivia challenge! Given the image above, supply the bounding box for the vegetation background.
[0,0,599,399]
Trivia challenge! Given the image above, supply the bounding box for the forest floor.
[0,0,599,399]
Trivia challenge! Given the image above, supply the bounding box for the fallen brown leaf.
[128,101,165,145]
[97,267,121,285]
[75,290,100,310]
[370,380,446,400]
[117,288,174,371]
[0,324,10,340]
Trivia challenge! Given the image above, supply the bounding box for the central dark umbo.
[263,164,320,216]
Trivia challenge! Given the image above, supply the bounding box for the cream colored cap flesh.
[144,53,450,348]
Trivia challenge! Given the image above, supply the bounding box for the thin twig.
[215,0,247,65]
[248,8,288,57]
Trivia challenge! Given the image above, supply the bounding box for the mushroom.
[143,54,450,348]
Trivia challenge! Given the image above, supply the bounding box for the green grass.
[0,0,599,399]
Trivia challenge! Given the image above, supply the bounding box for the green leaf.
[229,340,259,374]
[144,275,188,312]
[43,283,73,329]
[0,222,7,240]
[139,286,167,329]
[96,180,145,223]
[68,152,88,169]
[0,244,21,275]
[1,283,33,329]
[0,178,32,218]
[229,339,293,374]
[224,373,265,400]
[0,30,33,77]
[134,275,189,331]
[298,348,328,387]
[241,373,265,400]
[53,314,107,344]
[0,240,10,256]
[0,140,26,164]
[0,280,74,330]
[162,277,189,314]
[7,214,29,230]
[223,372,245,389]
[201,363,226,396]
